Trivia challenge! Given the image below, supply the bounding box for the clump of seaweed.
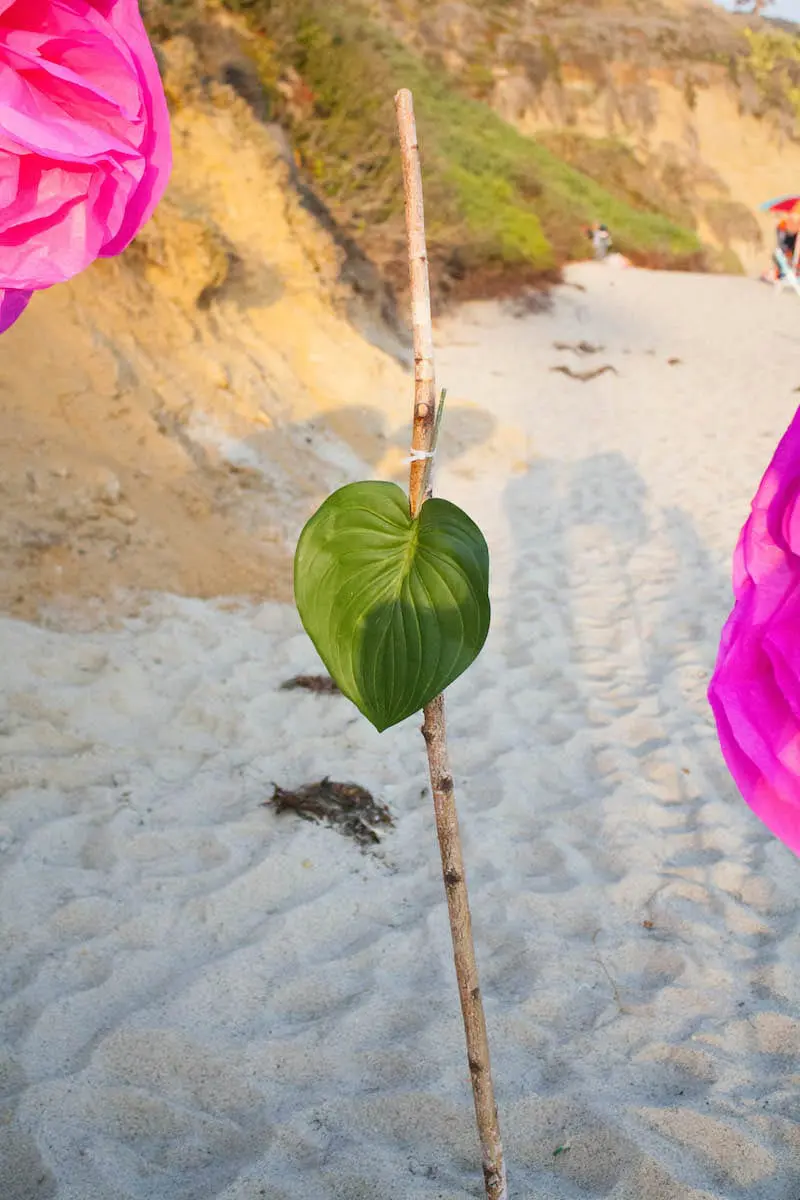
[279,674,341,693]
[266,778,393,846]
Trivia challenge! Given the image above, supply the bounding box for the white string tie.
[403,447,436,464]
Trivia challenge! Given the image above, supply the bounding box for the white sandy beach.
[3,263,800,1199]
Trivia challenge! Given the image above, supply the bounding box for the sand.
[3,264,800,1199]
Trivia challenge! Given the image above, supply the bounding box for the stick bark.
[394,87,508,1200]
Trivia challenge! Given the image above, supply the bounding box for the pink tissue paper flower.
[709,406,800,855]
[0,0,171,332]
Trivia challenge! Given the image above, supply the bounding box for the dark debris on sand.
[279,674,341,694]
[266,778,394,847]
[550,364,618,382]
[553,340,604,355]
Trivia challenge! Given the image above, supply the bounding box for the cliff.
[2,0,797,621]
[0,33,411,622]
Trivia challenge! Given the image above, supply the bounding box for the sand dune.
[3,265,800,1198]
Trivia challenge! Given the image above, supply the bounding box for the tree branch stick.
[394,87,508,1200]
[395,88,436,520]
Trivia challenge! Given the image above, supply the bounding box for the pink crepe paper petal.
[0,0,171,304]
[709,406,800,854]
[0,286,32,331]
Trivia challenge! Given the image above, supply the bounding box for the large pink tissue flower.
[709,406,800,855]
[0,0,171,331]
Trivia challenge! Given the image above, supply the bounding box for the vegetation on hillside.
[370,0,800,140]
[739,26,800,132]
[144,0,800,306]
[537,131,760,265]
[146,0,708,303]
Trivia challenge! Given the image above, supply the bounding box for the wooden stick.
[394,87,508,1200]
[395,89,436,519]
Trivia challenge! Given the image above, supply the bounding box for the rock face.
[0,33,410,624]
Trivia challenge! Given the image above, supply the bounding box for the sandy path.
[2,266,800,1198]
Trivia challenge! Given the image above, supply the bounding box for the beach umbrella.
[761,195,800,214]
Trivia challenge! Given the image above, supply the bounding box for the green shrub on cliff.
[223,0,705,297]
[147,0,716,298]
[741,26,800,131]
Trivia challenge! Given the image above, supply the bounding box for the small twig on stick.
[395,87,508,1200]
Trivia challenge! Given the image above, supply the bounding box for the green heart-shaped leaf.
[294,481,490,731]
